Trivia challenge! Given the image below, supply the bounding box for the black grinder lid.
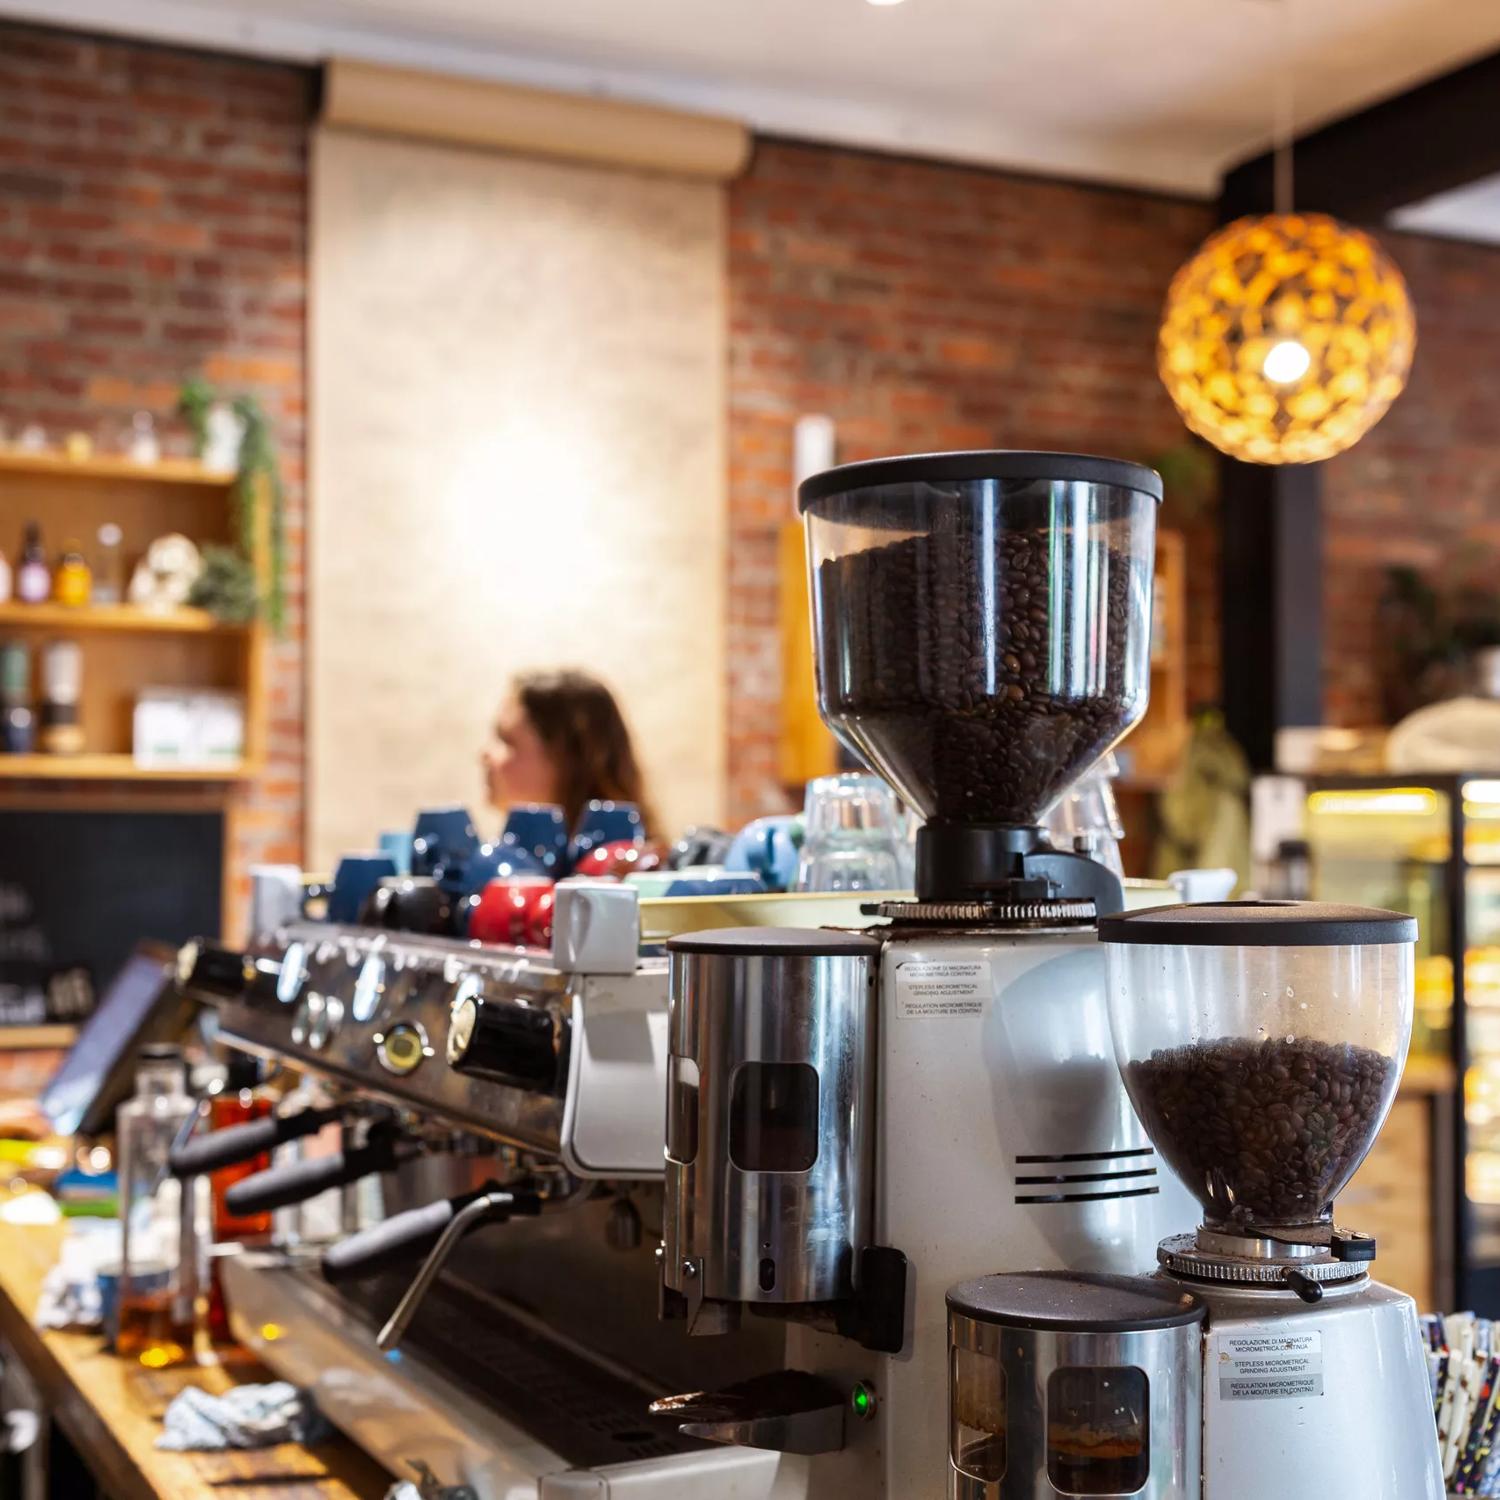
[798,450,1164,509]
[948,1270,1205,1332]
[1099,899,1417,947]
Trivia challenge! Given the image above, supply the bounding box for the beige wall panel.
[309,126,726,867]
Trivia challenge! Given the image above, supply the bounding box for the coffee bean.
[814,519,1144,822]
[1125,1036,1397,1229]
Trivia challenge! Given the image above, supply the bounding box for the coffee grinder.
[655,452,1197,1498]
[941,901,1444,1498]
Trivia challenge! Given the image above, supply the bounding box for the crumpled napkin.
[35,1219,120,1331]
[155,1381,330,1451]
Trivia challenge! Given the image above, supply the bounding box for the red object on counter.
[568,840,664,880]
[469,875,554,948]
[209,1092,274,1239]
[206,1059,274,1342]
[529,885,556,949]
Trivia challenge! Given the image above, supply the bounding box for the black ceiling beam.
[1221,45,1500,224]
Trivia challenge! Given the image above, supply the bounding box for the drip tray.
[346,1270,704,1469]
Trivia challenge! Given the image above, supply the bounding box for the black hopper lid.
[797,450,1164,509]
[1098,900,1418,948]
[948,1270,1205,1332]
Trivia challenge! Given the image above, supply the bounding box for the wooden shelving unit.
[0,447,270,938]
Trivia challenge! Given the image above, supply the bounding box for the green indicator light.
[851,1382,877,1419]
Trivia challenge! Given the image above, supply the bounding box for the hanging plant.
[176,379,287,633]
[187,544,259,625]
[231,394,287,633]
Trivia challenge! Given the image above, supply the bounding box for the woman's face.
[482,698,557,810]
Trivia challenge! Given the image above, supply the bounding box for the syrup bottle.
[15,524,49,605]
[116,1045,205,1367]
[205,1053,274,1344]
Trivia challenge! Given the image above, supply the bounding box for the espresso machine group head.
[655,453,1198,1496]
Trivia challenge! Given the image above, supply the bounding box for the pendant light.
[1157,2,1416,465]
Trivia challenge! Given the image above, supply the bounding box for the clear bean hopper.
[1100,901,1415,1283]
[799,452,1159,904]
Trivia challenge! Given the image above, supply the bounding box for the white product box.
[133,689,245,768]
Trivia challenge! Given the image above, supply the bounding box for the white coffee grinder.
[654,452,1197,1499]
[943,899,1445,1498]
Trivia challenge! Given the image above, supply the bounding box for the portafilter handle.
[168,1104,344,1179]
[223,1124,404,1217]
[375,1189,537,1355]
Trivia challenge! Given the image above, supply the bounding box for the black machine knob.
[178,941,250,999]
[446,983,561,1094]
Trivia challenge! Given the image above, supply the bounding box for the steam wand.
[376,1189,525,1355]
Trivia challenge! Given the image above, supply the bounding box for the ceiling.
[8,0,1500,196]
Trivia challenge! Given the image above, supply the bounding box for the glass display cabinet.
[1302,773,1500,1311]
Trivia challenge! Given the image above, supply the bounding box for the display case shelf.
[1303,770,1500,1314]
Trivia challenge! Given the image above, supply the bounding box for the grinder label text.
[894,959,986,1019]
[1214,1331,1323,1401]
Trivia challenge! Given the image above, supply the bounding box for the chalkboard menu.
[0,810,221,1024]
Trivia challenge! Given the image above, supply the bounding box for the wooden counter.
[0,1215,392,1500]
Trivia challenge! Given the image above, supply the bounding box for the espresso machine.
[175,911,801,1498]
[654,452,1197,1497]
[943,900,1444,1498]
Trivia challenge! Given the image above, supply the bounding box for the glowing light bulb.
[1158,213,1415,462]
[866,0,907,8]
[1262,338,1312,385]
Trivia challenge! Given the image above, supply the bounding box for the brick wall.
[725,139,1215,819]
[0,23,311,925]
[1322,227,1500,727]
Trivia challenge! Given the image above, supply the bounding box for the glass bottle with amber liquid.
[205,1052,274,1344]
[117,1045,206,1367]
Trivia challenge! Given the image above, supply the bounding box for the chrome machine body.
[663,928,879,1320]
[946,1270,1204,1500]
[181,913,797,1499]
